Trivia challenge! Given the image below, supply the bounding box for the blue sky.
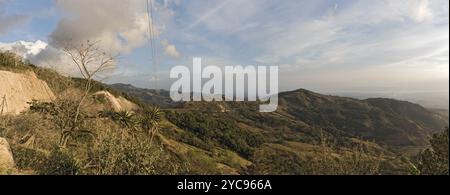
[0,0,449,94]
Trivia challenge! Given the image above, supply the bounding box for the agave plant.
[139,106,162,145]
[114,111,138,129]
[105,111,139,139]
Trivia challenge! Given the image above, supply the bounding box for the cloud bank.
[49,0,154,54]
[0,40,47,59]
[1,0,174,76]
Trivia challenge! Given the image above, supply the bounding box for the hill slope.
[0,70,55,115]
[113,86,448,150]
[276,89,448,147]
[110,83,179,108]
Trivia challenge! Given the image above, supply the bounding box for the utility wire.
[146,0,159,90]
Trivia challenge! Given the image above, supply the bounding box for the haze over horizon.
[1,0,449,100]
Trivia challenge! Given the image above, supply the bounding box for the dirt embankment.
[0,70,55,115]
[94,91,138,112]
[0,138,15,173]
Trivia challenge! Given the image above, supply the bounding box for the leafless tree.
[60,40,116,147]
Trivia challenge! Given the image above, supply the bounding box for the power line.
[146,0,159,90]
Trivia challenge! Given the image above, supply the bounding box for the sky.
[0,0,449,95]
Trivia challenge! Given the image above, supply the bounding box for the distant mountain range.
[277,89,448,148]
[110,83,449,153]
[110,83,180,108]
[333,91,449,110]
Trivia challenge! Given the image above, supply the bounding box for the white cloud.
[0,40,81,76]
[161,39,181,58]
[49,0,156,54]
[5,0,174,77]
[0,40,48,59]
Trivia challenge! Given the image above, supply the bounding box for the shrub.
[11,146,47,171]
[38,147,80,175]
[86,130,183,175]
[0,51,31,72]
[418,128,449,175]
[29,99,88,147]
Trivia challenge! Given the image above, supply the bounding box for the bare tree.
[60,40,116,147]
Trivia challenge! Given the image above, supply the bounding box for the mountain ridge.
[110,83,449,150]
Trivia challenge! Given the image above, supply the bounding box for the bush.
[11,146,47,171]
[86,130,184,175]
[0,51,31,72]
[38,147,80,175]
[418,128,449,175]
[1,113,57,150]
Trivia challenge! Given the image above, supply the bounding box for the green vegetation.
[11,146,47,171]
[1,51,134,101]
[166,111,264,158]
[287,91,444,143]
[0,52,32,72]
[246,143,383,175]
[417,128,449,175]
[139,106,163,144]
[2,107,188,175]
[38,147,81,175]
[86,129,184,175]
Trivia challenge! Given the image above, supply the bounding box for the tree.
[61,40,115,147]
[418,127,449,175]
[29,99,92,148]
